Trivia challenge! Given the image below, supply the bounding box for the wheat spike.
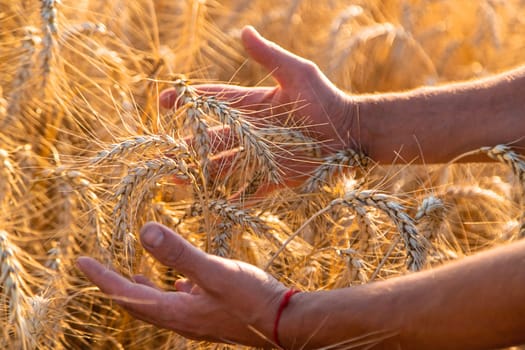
[184,199,271,256]
[337,248,368,286]
[92,134,190,164]
[173,77,281,184]
[480,144,525,237]
[267,190,426,272]
[39,0,59,89]
[0,230,32,349]
[301,148,368,193]
[211,222,233,257]
[415,195,446,241]
[5,27,40,126]
[113,157,197,270]
[341,190,426,271]
[26,292,62,349]
[480,144,525,182]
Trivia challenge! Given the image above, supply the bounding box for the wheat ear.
[92,134,190,164]
[450,144,525,238]
[266,190,426,271]
[173,77,281,184]
[342,191,426,272]
[184,199,271,256]
[301,148,368,193]
[113,157,196,271]
[0,230,31,348]
[5,27,40,126]
[415,195,446,241]
[39,0,59,89]
[480,145,525,237]
[26,291,62,349]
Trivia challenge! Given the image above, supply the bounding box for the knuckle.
[300,60,319,75]
[164,239,188,267]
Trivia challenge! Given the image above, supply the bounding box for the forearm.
[281,240,525,349]
[352,65,525,164]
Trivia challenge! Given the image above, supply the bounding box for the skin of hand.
[78,222,525,350]
[77,222,286,348]
[160,26,359,194]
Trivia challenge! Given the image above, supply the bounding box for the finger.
[241,25,318,89]
[139,222,230,289]
[174,278,195,293]
[132,274,159,290]
[77,257,172,316]
[159,85,273,110]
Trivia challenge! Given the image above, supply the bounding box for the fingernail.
[142,226,164,248]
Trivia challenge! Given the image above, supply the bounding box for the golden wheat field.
[1,0,525,349]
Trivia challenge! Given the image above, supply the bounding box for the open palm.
[160,26,358,194]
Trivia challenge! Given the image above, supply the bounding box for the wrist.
[277,290,309,349]
[334,93,374,158]
[277,286,403,349]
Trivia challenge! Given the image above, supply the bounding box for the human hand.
[160,26,359,194]
[77,222,288,347]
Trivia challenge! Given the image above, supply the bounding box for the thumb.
[140,222,224,288]
[241,25,317,89]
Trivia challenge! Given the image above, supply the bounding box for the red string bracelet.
[273,288,301,348]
